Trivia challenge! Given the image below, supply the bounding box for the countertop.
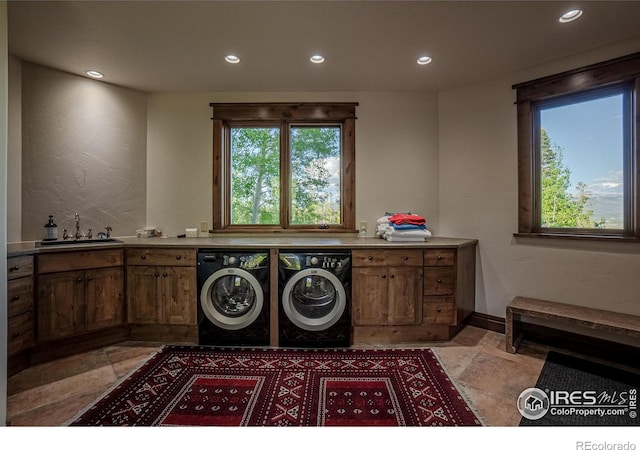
[7,235,478,257]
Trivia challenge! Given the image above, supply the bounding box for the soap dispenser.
[44,215,58,241]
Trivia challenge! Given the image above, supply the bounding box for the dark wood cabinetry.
[126,248,197,330]
[352,249,423,326]
[352,243,476,344]
[7,255,35,356]
[36,249,125,341]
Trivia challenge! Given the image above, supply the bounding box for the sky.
[540,92,624,197]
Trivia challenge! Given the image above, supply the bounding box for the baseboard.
[468,312,505,333]
[468,312,640,369]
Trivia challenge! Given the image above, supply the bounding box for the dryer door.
[200,268,263,330]
[282,268,346,331]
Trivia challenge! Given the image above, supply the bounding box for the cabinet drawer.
[8,311,35,356]
[424,249,455,267]
[424,267,455,295]
[8,276,34,317]
[422,297,456,325]
[8,255,34,280]
[38,249,124,274]
[352,249,422,267]
[126,248,196,266]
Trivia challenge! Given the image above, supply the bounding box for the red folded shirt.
[388,213,426,226]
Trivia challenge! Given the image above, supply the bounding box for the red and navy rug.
[69,345,482,426]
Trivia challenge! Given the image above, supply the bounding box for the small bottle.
[44,215,58,241]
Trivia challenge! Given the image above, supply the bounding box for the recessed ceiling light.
[225,55,240,64]
[310,55,325,64]
[85,70,104,79]
[559,9,583,23]
[417,56,432,66]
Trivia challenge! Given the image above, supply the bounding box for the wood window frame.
[513,52,640,241]
[210,102,357,233]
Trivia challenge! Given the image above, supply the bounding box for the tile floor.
[6,326,550,426]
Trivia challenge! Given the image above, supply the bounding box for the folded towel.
[388,213,426,226]
[384,232,431,242]
[390,223,427,230]
[376,223,431,240]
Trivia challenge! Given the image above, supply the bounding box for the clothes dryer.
[278,250,351,348]
[197,250,270,346]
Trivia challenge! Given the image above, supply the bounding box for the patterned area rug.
[69,345,482,426]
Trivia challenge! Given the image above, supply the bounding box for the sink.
[36,238,122,247]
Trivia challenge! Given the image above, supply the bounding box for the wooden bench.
[505,296,640,354]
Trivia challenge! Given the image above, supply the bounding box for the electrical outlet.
[200,221,209,233]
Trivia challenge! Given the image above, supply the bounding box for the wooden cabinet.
[352,243,476,344]
[423,245,476,329]
[36,249,124,341]
[7,255,35,356]
[423,249,457,325]
[126,248,196,326]
[352,249,423,326]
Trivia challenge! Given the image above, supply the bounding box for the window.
[211,103,357,232]
[513,52,640,240]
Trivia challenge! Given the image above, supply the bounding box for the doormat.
[68,345,482,426]
[519,351,639,426]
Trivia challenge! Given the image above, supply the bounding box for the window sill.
[513,232,640,243]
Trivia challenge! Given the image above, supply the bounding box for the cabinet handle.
[389,274,395,279]
[12,332,20,338]
[155,272,160,277]
[437,308,442,313]
[381,274,386,279]
[163,273,168,277]
[11,295,20,301]
[403,256,408,260]
[437,278,442,283]
[87,276,94,281]
[10,265,20,271]
[141,255,146,260]
[77,277,83,282]
[176,255,182,260]
[367,256,373,260]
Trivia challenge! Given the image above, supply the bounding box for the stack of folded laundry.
[376,212,432,242]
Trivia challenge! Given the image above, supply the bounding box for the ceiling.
[8,1,640,93]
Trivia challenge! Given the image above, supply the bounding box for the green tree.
[229,126,340,225]
[230,128,280,224]
[290,127,340,224]
[540,128,596,228]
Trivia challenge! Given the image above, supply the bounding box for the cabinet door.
[86,267,124,331]
[37,270,85,340]
[387,266,423,325]
[352,267,388,326]
[126,266,162,324]
[161,266,197,325]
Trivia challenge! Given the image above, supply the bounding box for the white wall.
[19,63,147,241]
[1,0,9,427]
[7,55,19,243]
[146,91,439,237]
[438,38,640,322]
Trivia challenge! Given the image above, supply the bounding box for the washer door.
[200,268,263,330]
[282,268,346,331]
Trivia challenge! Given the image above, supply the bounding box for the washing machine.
[278,250,351,348]
[197,249,270,346]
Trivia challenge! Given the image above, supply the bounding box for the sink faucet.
[75,212,81,239]
[105,226,112,238]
